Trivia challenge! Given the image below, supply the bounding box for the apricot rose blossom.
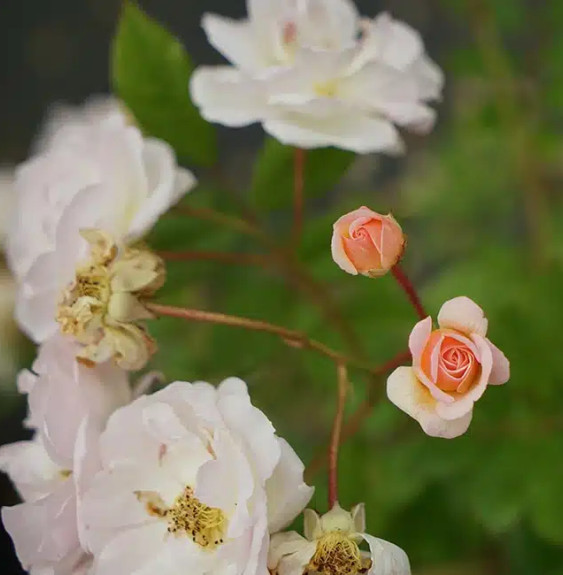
[332,207,405,277]
[387,297,510,438]
[191,1,443,153]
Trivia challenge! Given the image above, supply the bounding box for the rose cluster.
[0,2,511,575]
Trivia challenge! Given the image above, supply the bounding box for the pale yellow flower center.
[313,80,339,98]
[136,487,227,551]
[308,532,369,575]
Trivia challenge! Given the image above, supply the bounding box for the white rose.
[191,2,443,154]
[81,378,313,575]
[7,101,195,343]
[0,334,132,575]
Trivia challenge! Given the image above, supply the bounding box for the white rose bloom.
[0,334,132,575]
[6,104,196,343]
[269,503,410,575]
[32,96,128,153]
[191,1,443,153]
[81,378,313,575]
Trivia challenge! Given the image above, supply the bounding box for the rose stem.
[304,350,410,481]
[158,250,268,267]
[171,204,364,354]
[292,148,306,248]
[147,302,380,375]
[391,264,427,320]
[328,362,348,508]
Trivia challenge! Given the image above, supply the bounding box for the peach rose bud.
[331,207,405,277]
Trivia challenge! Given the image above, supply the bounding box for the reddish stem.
[293,148,306,246]
[391,264,427,320]
[328,363,348,508]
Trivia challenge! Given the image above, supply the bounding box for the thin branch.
[328,362,348,508]
[173,204,366,354]
[304,349,410,481]
[292,148,306,247]
[391,264,427,320]
[147,303,379,375]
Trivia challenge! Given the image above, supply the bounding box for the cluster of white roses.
[0,1,462,574]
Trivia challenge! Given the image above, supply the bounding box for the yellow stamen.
[308,532,365,575]
[137,487,227,550]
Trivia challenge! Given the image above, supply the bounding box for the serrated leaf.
[251,138,355,209]
[112,1,216,166]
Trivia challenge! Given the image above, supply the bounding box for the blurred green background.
[2,1,563,574]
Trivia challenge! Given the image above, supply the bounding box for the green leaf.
[251,138,355,209]
[112,1,216,166]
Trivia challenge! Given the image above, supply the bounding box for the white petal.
[268,532,316,575]
[408,55,444,101]
[437,296,488,336]
[190,67,269,127]
[217,378,281,483]
[202,13,262,72]
[265,102,403,154]
[266,438,314,533]
[127,139,195,241]
[361,532,411,575]
[386,367,472,439]
[487,339,510,385]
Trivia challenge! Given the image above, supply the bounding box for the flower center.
[308,532,368,575]
[57,263,111,338]
[136,487,227,550]
[314,80,339,98]
[167,486,227,549]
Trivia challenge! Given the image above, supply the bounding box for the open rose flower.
[81,377,313,575]
[6,99,195,343]
[332,207,405,277]
[269,503,410,575]
[191,3,443,153]
[0,334,132,575]
[387,297,510,438]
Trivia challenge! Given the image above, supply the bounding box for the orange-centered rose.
[331,207,405,277]
[387,297,510,438]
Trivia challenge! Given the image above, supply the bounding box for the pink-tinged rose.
[387,296,510,438]
[331,207,405,277]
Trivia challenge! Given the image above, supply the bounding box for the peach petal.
[487,339,510,385]
[386,367,473,439]
[435,334,493,421]
[330,231,358,275]
[414,365,454,404]
[408,316,432,365]
[437,296,488,337]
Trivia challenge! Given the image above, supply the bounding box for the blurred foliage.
[5,1,563,574]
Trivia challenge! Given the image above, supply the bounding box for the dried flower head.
[56,229,165,370]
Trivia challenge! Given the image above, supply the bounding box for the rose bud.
[387,297,510,439]
[331,207,405,277]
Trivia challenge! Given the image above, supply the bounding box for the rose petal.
[361,532,411,575]
[487,339,510,385]
[387,367,472,438]
[408,316,432,365]
[437,296,488,336]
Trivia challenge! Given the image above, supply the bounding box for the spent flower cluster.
[0,2,510,575]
